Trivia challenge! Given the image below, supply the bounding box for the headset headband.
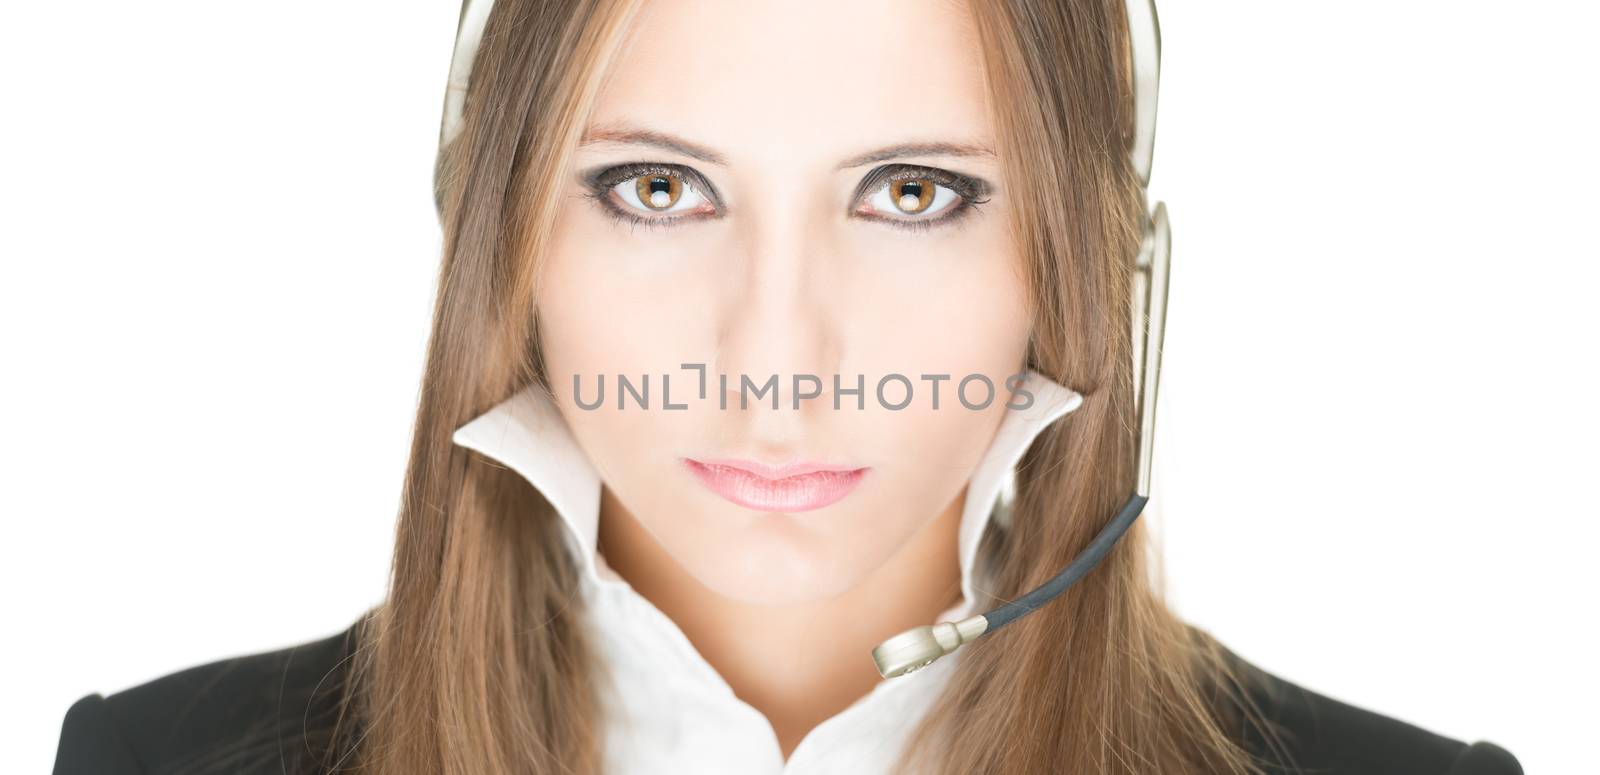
[435,0,1160,182]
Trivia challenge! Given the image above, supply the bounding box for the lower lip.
[682,459,868,513]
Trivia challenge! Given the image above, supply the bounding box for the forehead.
[588,0,994,166]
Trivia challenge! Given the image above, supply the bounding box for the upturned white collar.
[446,368,1084,773]
[451,369,1082,619]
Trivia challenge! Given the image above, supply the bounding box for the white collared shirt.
[450,370,1083,774]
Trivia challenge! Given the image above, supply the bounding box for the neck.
[595,485,966,760]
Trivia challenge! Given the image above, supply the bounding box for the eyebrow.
[579,124,726,165]
[578,123,995,170]
[835,142,996,170]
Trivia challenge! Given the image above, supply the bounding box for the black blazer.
[52,618,1522,774]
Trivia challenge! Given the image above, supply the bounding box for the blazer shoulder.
[1210,642,1522,775]
[53,618,363,775]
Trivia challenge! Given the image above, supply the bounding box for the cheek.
[836,241,1032,578]
[536,203,712,385]
[838,212,1033,384]
[535,200,712,495]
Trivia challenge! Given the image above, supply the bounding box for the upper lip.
[688,457,866,480]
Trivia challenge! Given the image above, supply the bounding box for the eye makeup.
[579,162,724,232]
[848,163,994,232]
[577,160,994,232]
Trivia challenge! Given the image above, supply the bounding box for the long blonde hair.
[325,0,1286,772]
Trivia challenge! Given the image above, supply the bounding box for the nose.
[712,201,843,425]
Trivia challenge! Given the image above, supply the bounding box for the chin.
[683,522,868,606]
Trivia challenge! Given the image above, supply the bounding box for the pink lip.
[682,457,869,513]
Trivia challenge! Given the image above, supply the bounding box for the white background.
[3,1,1595,772]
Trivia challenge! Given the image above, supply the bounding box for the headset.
[440,0,1170,680]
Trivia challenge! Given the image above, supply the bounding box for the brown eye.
[635,173,683,211]
[597,165,715,222]
[854,164,987,229]
[891,178,935,214]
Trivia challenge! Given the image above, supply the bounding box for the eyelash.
[579,162,720,233]
[851,163,993,232]
[578,162,992,233]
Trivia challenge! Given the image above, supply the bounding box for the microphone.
[872,0,1170,680]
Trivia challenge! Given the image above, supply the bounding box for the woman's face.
[537,0,1032,604]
